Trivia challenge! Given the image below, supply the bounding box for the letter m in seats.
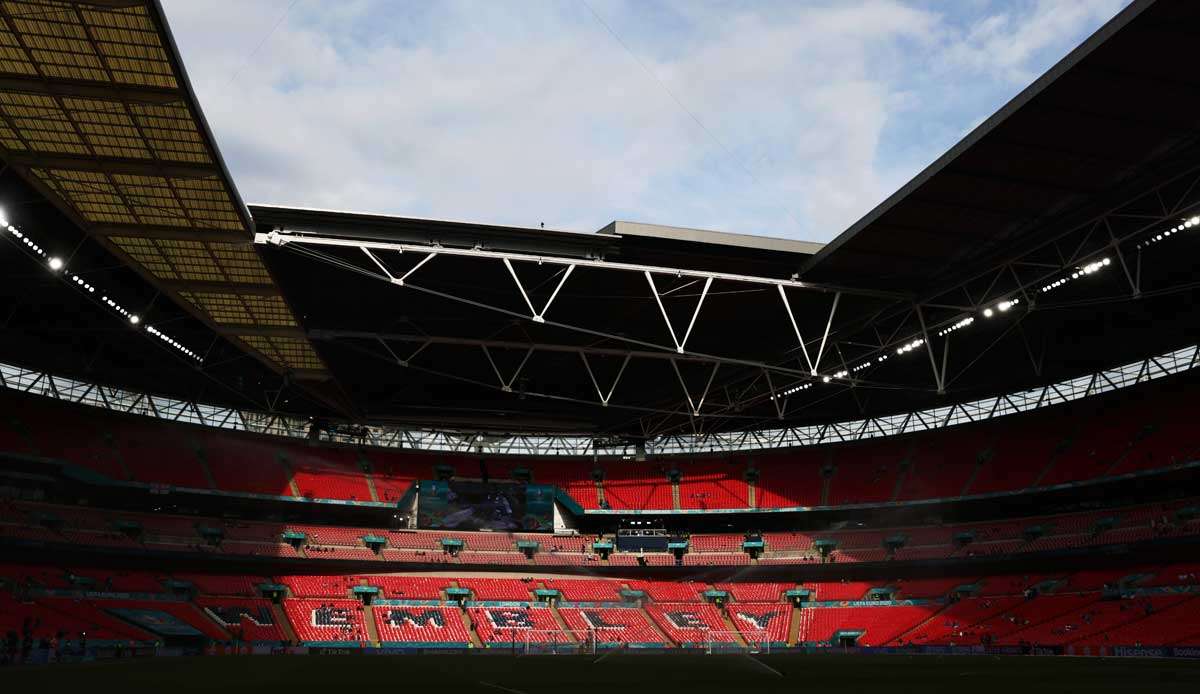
[388,609,446,627]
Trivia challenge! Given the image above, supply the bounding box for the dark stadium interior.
[1,0,1200,678]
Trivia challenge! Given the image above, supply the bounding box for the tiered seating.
[716,582,790,602]
[753,449,825,508]
[630,580,707,602]
[601,463,673,510]
[763,531,815,552]
[967,416,1064,494]
[682,553,749,566]
[890,577,972,599]
[116,421,209,489]
[809,581,878,601]
[890,596,1024,646]
[827,439,908,506]
[1039,402,1142,486]
[283,599,368,644]
[197,597,287,641]
[303,546,378,561]
[279,575,354,598]
[729,603,791,643]
[457,578,535,601]
[367,456,425,503]
[364,575,450,599]
[374,605,471,645]
[3,594,155,642]
[289,450,371,501]
[1002,594,1190,646]
[644,603,735,646]
[517,533,591,553]
[200,433,292,496]
[534,462,600,510]
[801,605,935,646]
[676,459,749,510]
[177,574,266,596]
[898,428,989,500]
[559,607,665,645]
[689,534,745,552]
[68,569,163,593]
[608,553,675,566]
[4,374,1198,512]
[964,594,1100,644]
[544,579,623,602]
[466,605,563,644]
[293,524,369,546]
[1094,596,1200,646]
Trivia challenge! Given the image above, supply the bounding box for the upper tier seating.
[2,375,1197,511]
[675,459,750,510]
[457,578,536,601]
[714,582,791,602]
[363,575,451,600]
[543,579,624,602]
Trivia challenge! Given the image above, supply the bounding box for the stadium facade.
[1,0,1200,668]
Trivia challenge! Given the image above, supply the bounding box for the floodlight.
[983,308,994,318]
[129,314,140,325]
[48,256,63,271]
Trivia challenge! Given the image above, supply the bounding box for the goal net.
[513,629,598,655]
[703,630,771,655]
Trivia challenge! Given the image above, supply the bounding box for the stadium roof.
[0,0,326,382]
[1,0,1199,439]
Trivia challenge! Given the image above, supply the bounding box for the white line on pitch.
[741,654,783,677]
[478,681,531,694]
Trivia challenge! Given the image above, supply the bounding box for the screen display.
[418,479,553,531]
[106,608,203,636]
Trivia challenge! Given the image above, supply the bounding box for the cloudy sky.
[161,0,1129,242]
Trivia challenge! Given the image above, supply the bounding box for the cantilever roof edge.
[797,0,1157,277]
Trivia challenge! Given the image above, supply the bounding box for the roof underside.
[0,0,327,379]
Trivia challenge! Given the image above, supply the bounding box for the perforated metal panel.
[0,1,325,376]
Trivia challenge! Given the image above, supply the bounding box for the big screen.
[417,479,554,531]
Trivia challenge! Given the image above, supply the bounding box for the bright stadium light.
[7,217,200,360]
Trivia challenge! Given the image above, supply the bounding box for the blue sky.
[161,0,1129,242]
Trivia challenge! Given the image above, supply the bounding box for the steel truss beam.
[257,230,907,300]
[2,343,1195,456]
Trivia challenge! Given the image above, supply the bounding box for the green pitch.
[7,653,1200,693]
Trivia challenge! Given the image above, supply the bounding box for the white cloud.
[161,0,1128,242]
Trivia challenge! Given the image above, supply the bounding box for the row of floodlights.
[1041,257,1111,293]
[938,316,975,337]
[1137,216,1198,250]
[813,217,1191,386]
[770,381,812,401]
[0,212,202,362]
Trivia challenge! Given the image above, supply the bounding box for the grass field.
[6,653,1200,693]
